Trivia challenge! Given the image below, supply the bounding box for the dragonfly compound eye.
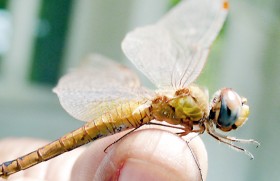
[210,88,250,132]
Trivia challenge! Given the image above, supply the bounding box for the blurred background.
[0,0,279,180]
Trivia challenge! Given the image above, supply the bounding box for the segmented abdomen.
[0,101,150,178]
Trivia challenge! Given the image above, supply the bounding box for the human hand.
[0,129,207,181]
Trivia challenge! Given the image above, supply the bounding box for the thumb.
[71,129,208,181]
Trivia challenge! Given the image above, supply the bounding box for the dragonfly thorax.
[150,86,209,132]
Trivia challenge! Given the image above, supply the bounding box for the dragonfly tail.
[0,123,103,178]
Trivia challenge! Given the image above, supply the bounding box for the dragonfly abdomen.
[0,102,150,178]
[0,124,95,178]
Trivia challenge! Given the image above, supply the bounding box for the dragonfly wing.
[122,0,228,89]
[54,54,152,122]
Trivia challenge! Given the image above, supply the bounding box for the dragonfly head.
[209,88,249,132]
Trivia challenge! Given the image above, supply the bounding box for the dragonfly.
[0,0,259,179]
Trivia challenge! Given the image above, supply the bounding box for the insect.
[0,0,259,179]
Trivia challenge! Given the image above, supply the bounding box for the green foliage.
[30,0,73,85]
[0,0,8,9]
[169,0,181,8]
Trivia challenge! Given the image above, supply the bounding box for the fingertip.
[74,129,208,181]
[112,130,207,181]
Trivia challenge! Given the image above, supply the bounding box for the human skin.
[0,129,208,181]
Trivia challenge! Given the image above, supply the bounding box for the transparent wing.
[122,0,228,89]
[53,54,152,122]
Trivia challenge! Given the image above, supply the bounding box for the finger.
[72,129,208,181]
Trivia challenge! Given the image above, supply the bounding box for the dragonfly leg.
[184,138,203,181]
[177,123,205,141]
[206,126,255,159]
[104,122,189,153]
[207,125,260,147]
[214,134,259,148]
[175,131,186,135]
[186,133,203,144]
[148,122,203,145]
[147,122,185,131]
[148,122,204,181]
[104,125,143,153]
[148,122,193,137]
